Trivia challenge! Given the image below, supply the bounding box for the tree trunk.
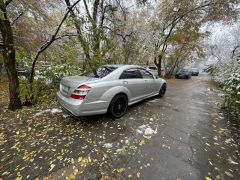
[0,62,3,76]
[158,55,162,77]
[65,0,92,70]
[123,44,128,64]
[153,54,162,77]
[168,58,179,75]
[0,0,22,110]
[65,0,98,77]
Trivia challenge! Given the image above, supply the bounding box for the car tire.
[108,94,128,118]
[159,83,167,97]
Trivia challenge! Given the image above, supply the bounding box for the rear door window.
[139,68,154,79]
[119,68,142,79]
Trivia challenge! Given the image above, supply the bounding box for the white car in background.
[144,66,158,76]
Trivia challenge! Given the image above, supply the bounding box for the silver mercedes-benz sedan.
[57,65,167,118]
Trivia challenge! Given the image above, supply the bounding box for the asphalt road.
[0,73,239,179]
[131,74,240,180]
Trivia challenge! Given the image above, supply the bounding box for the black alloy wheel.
[108,94,128,118]
[159,83,167,97]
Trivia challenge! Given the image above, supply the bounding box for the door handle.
[123,81,128,84]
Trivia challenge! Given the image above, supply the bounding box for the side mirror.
[155,75,159,79]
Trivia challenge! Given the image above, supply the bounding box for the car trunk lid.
[60,76,98,97]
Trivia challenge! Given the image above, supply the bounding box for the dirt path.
[0,73,239,179]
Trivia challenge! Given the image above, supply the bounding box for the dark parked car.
[190,68,199,76]
[175,69,191,79]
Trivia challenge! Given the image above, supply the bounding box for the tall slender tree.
[0,0,22,110]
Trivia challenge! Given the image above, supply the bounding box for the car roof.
[104,64,125,68]
[104,64,142,69]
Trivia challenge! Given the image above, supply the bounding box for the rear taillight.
[70,85,91,100]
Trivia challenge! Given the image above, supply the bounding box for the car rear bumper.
[57,92,108,116]
[175,75,188,79]
[191,72,199,76]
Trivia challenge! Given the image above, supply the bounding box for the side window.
[119,68,142,79]
[139,69,154,79]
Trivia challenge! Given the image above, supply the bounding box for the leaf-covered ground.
[0,77,9,110]
[0,96,166,179]
[0,74,240,180]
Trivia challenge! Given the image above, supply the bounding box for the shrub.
[223,69,240,120]
[207,53,240,121]
[19,77,50,104]
[19,63,79,104]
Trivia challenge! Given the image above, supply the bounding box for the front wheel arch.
[159,83,167,97]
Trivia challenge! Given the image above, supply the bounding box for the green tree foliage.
[145,0,239,76]
[63,0,120,74]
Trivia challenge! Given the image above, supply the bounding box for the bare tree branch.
[116,31,134,41]
[115,0,127,21]
[100,4,111,27]
[55,33,83,40]
[29,0,82,84]
[92,0,100,23]
[83,0,92,20]
[232,45,240,59]
[4,0,13,6]
[0,42,5,50]
[11,11,25,25]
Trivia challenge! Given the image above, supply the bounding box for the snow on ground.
[136,123,158,136]
[34,108,63,117]
[103,143,113,148]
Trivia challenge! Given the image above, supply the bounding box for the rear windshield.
[88,66,117,78]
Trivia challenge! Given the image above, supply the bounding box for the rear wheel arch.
[114,92,128,101]
[108,93,128,118]
[107,92,129,109]
[101,86,130,102]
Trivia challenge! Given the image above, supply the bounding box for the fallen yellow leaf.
[68,174,76,180]
[117,168,125,173]
[139,139,145,146]
[205,177,212,180]
[137,172,141,178]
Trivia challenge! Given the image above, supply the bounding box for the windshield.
[88,66,117,78]
[180,69,189,73]
[190,68,198,72]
